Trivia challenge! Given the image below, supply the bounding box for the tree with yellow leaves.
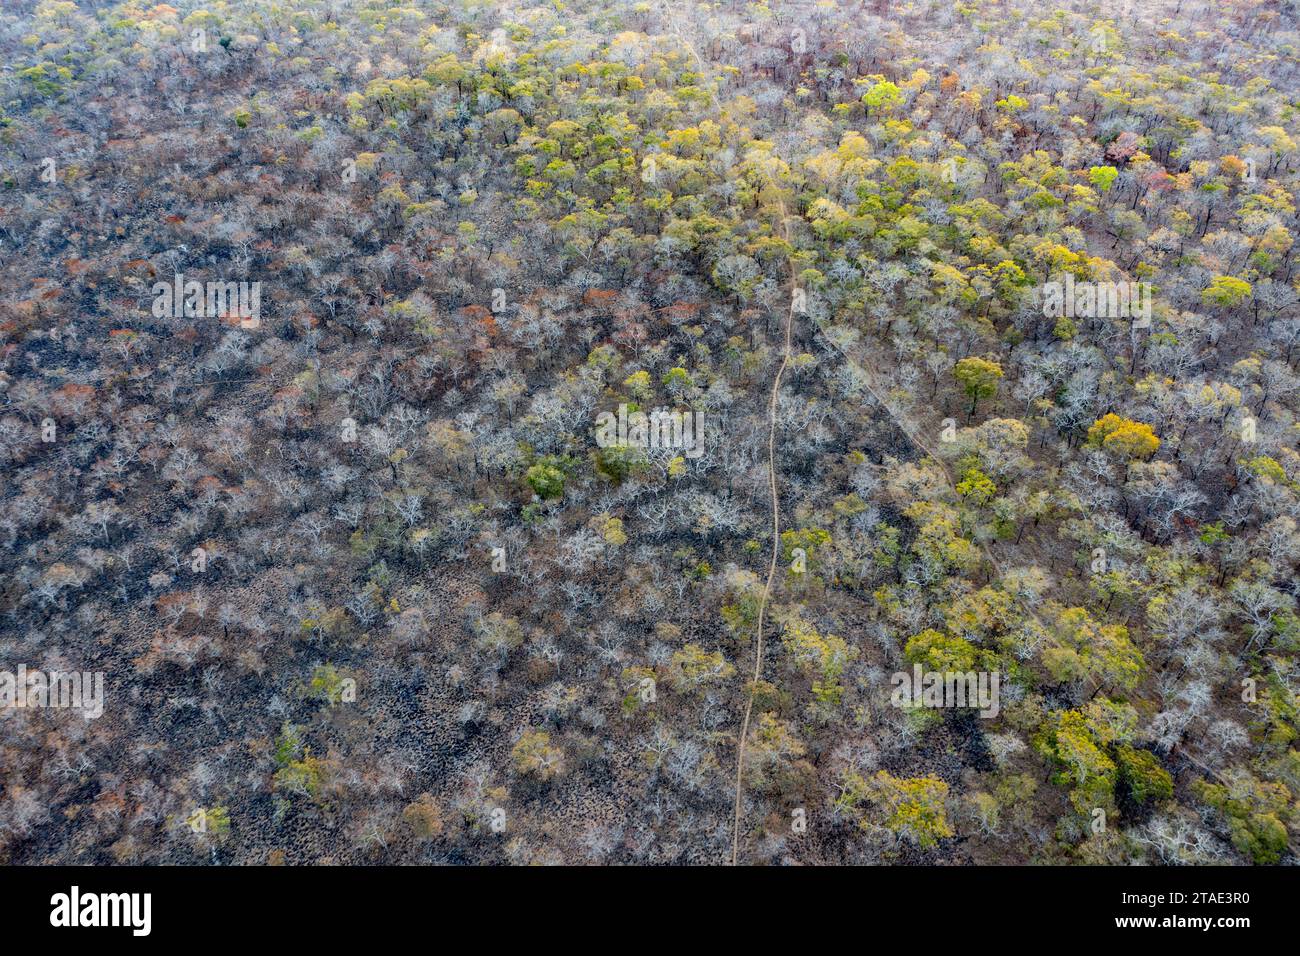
[512,729,564,781]
[837,770,953,849]
[1085,413,1160,461]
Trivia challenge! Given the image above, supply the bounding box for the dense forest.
[1,0,1298,866]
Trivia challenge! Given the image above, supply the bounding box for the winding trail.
[655,0,801,865]
[652,0,779,866]
[659,1,1056,865]
[730,225,796,865]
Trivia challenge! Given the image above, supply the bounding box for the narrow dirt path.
[730,228,796,865]
[660,1,1054,864]
[655,1,795,866]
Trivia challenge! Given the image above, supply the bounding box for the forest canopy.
[0,0,1298,867]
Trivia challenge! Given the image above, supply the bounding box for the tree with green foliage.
[1115,745,1173,808]
[953,357,1004,416]
[525,459,566,500]
[837,770,953,849]
[1193,773,1292,864]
